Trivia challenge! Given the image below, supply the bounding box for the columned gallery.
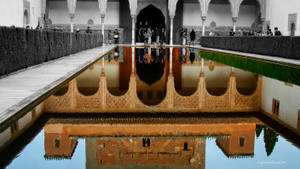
[44,0,265,44]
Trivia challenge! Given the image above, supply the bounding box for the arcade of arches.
[45,0,266,44]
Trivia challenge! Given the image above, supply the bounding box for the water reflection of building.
[45,47,261,113]
[44,117,260,168]
[86,138,205,169]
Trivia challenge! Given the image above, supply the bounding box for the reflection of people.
[189,48,195,64]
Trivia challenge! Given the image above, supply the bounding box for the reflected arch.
[53,83,69,96]
[76,65,100,96]
[204,62,231,96]
[234,69,258,95]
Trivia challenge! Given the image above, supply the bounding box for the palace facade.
[1,0,299,44]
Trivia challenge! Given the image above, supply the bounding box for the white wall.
[261,77,300,128]
[18,112,32,130]
[183,3,256,27]
[0,128,11,147]
[266,0,300,36]
[0,0,23,27]
[182,65,201,88]
[48,1,119,25]
[28,0,42,28]
[204,66,231,88]
[76,64,119,88]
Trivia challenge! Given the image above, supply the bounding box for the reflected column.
[132,47,135,73]
[201,58,204,73]
[170,47,173,74]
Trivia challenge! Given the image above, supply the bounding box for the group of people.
[181,29,196,45]
[137,22,166,44]
[136,48,166,64]
[226,26,282,37]
[180,48,196,64]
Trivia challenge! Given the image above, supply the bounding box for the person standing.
[86,26,92,33]
[190,29,196,45]
[274,27,282,36]
[113,29,119,44]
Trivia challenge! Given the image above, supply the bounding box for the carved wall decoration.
[44,71,262,113]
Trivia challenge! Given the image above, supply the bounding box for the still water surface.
[2,46,300,169]
[4,115,300,169]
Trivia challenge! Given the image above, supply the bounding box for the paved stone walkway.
[0,45,116,126]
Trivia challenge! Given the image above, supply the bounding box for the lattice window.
[184,142,189,151]
[272,98,280,116]
[239,137,245,147]
[55,138,60,148]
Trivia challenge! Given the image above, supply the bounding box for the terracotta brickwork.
[44,121,257,163]
[44,70,262,113]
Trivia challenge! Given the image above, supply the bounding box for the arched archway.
[136,5,165,43]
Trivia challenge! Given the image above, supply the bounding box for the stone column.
[70,14,75,33]
[128,0,137,45]
[232,17,238,33]
[198,0,212,36]
[67,0,77,33]
[201,16,207,36]
[261,17,266,33]
[258,0,267,33]
[101,14,105,45]
[168,0,179,45]
[229,0,243,33]
[41,0,47,27]
[98,0,107,44]
[170,16,175,45]
[131,15,136,45]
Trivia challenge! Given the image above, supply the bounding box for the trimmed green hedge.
[200,36,300,60]
[0,27,103,76]
[200,50,300,86]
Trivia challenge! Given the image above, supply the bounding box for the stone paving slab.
[0,45,116,126]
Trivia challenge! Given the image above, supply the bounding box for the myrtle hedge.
[200,50,300,86]
[200,36,300,60]
[0,26,103,76]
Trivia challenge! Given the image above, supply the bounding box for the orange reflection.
[44,116,261,167]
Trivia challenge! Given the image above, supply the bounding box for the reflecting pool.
[1,46,300,169]
[2,114,300,169]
